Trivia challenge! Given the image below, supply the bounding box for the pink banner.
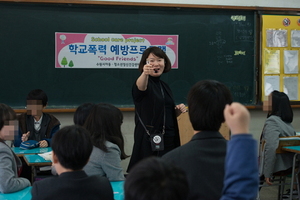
[55,33,178,69]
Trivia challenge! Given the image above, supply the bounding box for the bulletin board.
[261,15,300,101]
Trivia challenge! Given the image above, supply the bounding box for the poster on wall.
[264,76,280,96]
[284,76,298,100]
[291,30,300,47]
[266,29,288,47]
[264,49,280,74]
[284,50,298,74]
[55,33,178,69]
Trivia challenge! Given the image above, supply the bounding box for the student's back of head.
[84,103,128,159]
[26,89,48,107]
[188,80,232,131]
[268,90,293,123]
[73,103,95,126]
[32,125,114,200]
[51,125,93,170]
[124,157,189,200]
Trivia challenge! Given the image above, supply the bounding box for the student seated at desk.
[0,103,31,193]
[259,91,296,186]
[14,89,60,148]
[31,125,114,200]
[83,103,129,181]
[50,102,96,176]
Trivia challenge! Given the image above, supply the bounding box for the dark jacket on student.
[14,112,60,147]
[31,170,114,200]
[163,131,227,200]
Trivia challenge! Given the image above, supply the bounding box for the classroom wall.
[52,109,300,174]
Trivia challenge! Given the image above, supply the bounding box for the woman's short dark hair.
[0,103,15,130]
[138,46,171,73]
[51,125,93,170]
[26,89,48,106]
[124,157,189,200]
[84,103,128,159]
[269,90,293,123]
[187,80,233,131]
[73,103,95,126]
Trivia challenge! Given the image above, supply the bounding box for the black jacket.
[31,171,114,200]
[163,131,227,200]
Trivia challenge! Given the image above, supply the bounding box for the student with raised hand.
[31,125,114,200]
[0,103,31,193]
[221,102,259,200]
[162,80,232,200]
[83,103,129,181]
[14,89,60,147]
[127,46,186,172]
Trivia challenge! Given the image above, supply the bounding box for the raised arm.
[221,103,258,200]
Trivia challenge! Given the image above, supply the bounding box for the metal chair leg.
[278,176,286,200]
[279,176,286,200]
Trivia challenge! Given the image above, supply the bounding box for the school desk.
[22,154,52,183]
[282,146,300,200]
[0,187,31,200]
[0,182,124,200]
[11,147,52,157]
[11,147,52,183]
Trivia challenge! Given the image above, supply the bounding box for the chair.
[258,136,300,200]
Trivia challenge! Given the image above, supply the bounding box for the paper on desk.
[38,151,53,161]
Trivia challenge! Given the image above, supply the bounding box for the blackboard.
[0,2,257,108]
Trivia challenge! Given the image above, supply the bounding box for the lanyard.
[136,81,166,135]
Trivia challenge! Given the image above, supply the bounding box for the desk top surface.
[0,181,124,200]
[12,147,52,155]
[23,154,52,166]
[111,181,124,200]
[282,146,300,153]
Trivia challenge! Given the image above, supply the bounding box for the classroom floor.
[259,186,281,199]
[258,178,298,200]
